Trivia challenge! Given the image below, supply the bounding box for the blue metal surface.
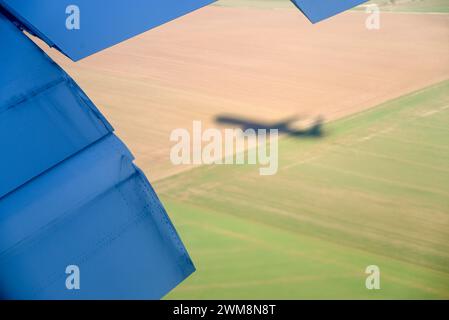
[0,0,216,61]
[0,10,195,299]
[0,135,195,299]
[0,13,112,199]
[291,0,367,23]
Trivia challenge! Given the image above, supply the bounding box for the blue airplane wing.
[0,135,194,299]
[0,11,194,299]
[0,0,216,61]
[0,12,112,199]
[291,0,367,23]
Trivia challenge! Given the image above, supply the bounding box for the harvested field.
[39,7,449,180]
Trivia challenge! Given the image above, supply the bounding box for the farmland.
[40,6,449,181]
[216,0,449,13]
[161,81,449,299]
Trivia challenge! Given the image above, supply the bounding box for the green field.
[215,0,449,13]
[160,80,449,299]
[356,0,449,13]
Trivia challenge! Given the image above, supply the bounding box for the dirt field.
[39,7,449,180]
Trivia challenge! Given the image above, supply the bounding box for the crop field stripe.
[216,0,449,13]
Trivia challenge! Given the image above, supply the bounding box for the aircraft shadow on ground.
[214,114,325,138]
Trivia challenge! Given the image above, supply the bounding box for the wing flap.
[291,0,367,23]
[0,0,216,61]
